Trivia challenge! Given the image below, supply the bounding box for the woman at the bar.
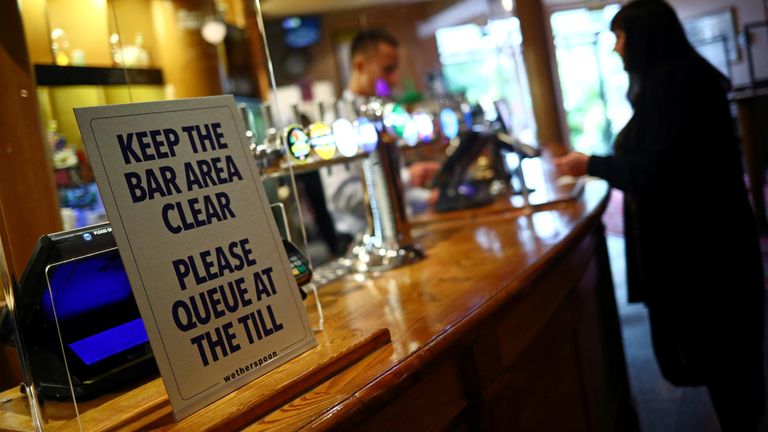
[555,0,764,429]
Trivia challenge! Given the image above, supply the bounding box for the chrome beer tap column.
[343,98,424,273]
[247,102,283,175]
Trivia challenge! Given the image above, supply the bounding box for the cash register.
[431,101,540,213]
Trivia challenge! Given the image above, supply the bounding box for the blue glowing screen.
[68,318,148,366]
[283,16,321,48]
[43,252,149,364]
[43,253,132,321]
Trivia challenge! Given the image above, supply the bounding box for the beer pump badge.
[333,117,359,157]
[402,117,419,147]
[413,112,434,142]
[308,122,336,160]
[285,125,312,162]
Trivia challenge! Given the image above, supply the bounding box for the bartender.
[321,29,439,252]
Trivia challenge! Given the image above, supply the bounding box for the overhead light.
[501,0,515,13]
[201,20,227,45]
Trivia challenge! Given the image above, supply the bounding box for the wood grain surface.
[0,179,635,431]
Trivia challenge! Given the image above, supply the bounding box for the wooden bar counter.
[0,179,637,431]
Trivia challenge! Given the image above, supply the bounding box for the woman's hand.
[553,152,590,177]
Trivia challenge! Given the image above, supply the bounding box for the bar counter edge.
[0,179,638,431]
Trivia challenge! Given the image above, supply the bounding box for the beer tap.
[342,97,424,273]
[246,103,283,175]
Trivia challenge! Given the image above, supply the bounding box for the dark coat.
[588,55,764,390]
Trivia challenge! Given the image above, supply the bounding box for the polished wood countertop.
[0,178,613,431]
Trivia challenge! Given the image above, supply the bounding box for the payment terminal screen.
[43,250,149,366]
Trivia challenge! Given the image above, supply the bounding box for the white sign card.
[75,96,316,420]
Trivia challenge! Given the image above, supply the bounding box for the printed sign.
[75,96,316,420]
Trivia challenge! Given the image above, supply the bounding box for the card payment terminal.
[283,238,311,299]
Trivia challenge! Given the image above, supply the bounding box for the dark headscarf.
[610,0,730,100]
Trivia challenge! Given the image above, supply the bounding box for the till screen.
[43,251,149,366]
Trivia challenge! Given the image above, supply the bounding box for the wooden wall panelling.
[494,231,596,369]
[357,358,467,432]
[579,229,638,430]
[457,224,634,431]
[460,322,504,394]
[0,0,62,391]
[488,292,589,431]
[476,230,595,430]
[572,254,609,430]
[0,2,62,283]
